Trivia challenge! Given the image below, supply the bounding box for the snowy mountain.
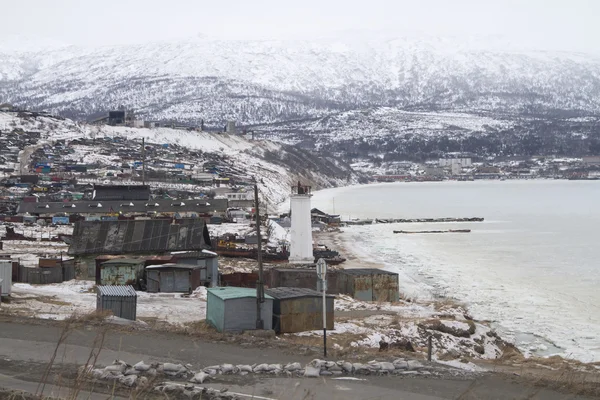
[1,34,600,158]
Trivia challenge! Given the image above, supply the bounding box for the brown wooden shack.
[265,287,334,333]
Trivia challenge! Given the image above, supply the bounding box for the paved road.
[0,320,594,400]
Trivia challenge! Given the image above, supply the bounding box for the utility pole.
[254,183,264,329]
[317,258,328,357]
[141,138,146,185]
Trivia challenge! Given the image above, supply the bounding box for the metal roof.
[145,263,200,270]
[271,268,317,273]
[17,198,228,215]
[266,287,335,300]
[100,258,144,265]
[207,287,274,301]
[93,185,150,201]
[68,218,212,255]
[97,285,137,297]
[339,268,399,276]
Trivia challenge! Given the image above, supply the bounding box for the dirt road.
[18,142,46,175]
[0,319,594,400]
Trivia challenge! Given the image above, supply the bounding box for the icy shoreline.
[327,226,596,365]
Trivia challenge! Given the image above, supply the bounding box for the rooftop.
[145,263,200,270]
[97,285,137,297]
[266,287,335,299]
[100,258,144,266]
[68,218,212,256]
[17,198,228,215]
[339,268,399,276]
[207,287,274,301]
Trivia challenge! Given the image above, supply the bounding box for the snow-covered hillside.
[1,34,600,159]
[2,35,600,121]
[0,111,361,205]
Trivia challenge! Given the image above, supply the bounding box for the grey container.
[207,287,273,332]
[0,260,12,296]
[96,285,137,320]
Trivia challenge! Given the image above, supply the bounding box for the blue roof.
[207,287,273,301]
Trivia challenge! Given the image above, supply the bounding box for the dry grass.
[64,310,112,324]
[35,296,72,307]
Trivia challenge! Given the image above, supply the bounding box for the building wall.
[146,268,200,293]
[100,264,144,286]
[275,297,334,333]
[206,291,225,332]
[0,261,12,296]
[337,271,399,302]
[97,294,137,320]
[439,158,472,167]
[583,156,600,165]
[223,297,273,332]
[289,194,313,263]
[268,269,339,294]
[18,265,75,284]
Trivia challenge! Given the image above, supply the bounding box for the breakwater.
[345,217,484,225]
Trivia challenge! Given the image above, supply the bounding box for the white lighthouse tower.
[289,183,314,264]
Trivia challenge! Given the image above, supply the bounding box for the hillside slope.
[0,111,361,206]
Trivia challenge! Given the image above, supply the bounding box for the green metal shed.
[206,287,273,332]
[99,258,145,288]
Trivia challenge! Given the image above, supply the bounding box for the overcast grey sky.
[1,0,598,52]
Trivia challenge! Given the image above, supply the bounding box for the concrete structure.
[289,185,313,264]
[439,158,472,168]
[0,260,12,296]
[451,163,462,175]
[146,263,203,293]
[583,156,600,166]
[266,287,334,333]
[337,269,399,302]
[99,259,145,287]
[96,285,137,320]
[206,287,273,332]
[225,121,236,134]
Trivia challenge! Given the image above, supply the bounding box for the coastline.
[317,225,600,374]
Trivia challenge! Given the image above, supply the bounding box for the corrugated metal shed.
[97,285,138,296]
[266,287,334,333]
[337,269,399,302]
[100,259,145,287]
[96,285,137,320]
[68,218,212,255]
[268,268,338,294]
[206,287,273,332]
[0,260,12,296]
[145,263,202,293]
